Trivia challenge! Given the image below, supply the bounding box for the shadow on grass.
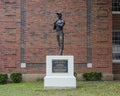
[35,86,80,92]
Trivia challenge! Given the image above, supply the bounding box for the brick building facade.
[0,0,119,81]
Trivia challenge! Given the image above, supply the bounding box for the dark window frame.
[112,30,120,63]
[112,0,120,14]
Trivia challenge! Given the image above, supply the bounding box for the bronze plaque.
[52,60,68,73]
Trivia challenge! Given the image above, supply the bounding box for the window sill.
[113,60,120,63]
[112,11,120,14]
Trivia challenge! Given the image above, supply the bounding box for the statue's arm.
[56,22,64,27]
[59,20,65,27]
[53,22,56,30]
[63,20,65,26]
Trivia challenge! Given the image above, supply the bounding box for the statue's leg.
[59,49,63,55]
[62,33,64,50]
[59,33,64,55]
[56,35,60,49]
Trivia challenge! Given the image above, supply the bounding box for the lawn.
[0,81,120,96]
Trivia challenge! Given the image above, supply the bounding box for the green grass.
[0,81,120,96]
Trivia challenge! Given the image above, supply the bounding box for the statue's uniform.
[54,19,65,54]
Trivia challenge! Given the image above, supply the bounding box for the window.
[112,0,120,12]
[112,31,120,62]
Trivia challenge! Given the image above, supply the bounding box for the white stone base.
[44,76,76,88]
[44,55,76,89]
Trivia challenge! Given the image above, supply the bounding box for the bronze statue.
[53,12,65,55]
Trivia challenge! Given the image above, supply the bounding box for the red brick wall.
[113,63,120,74]
[91,0,112,73]
[113,14,120,30]
[0,0,113,74]
[0,0,21,73]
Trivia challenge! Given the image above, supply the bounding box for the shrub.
[0,74,8,84]
[10,73,22,83]
[83,72,102,81]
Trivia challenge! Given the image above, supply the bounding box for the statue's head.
[56,12,62,19]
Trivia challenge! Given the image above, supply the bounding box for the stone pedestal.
[44,55,76,89]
